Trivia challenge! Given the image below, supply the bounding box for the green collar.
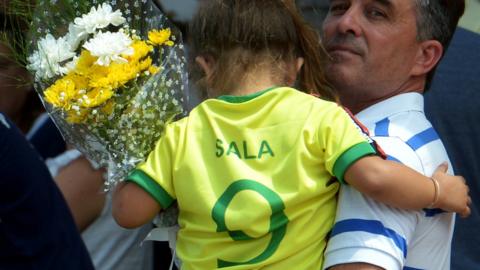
[217,86,278,103]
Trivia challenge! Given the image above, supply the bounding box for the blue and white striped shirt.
[324,93,455,270]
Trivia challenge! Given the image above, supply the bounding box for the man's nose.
[336,9,362,37]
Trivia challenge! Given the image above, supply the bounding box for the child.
[113,1,470,269]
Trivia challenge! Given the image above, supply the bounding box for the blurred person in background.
[0,10,153,270]
[0,111,94,269]
[1,13,94,268]
[425,26,480,269]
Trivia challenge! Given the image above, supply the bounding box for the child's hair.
[189,0,337,102]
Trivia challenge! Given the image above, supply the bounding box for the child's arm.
[112,182,161,228]
[345,156,471,217]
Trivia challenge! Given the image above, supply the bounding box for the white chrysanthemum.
[27,34,76,80]
[65,23,89,50]
[83,31,134,66]
[64,56,79,73]
[74,3,126,34]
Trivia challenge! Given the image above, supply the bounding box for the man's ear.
[411,40,443,76]
[195,55,215,79]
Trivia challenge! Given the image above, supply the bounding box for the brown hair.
[189,0,337,101]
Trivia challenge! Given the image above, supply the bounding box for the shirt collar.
[216,86,278,103]
[355,92,424,125]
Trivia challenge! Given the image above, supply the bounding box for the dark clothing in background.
[0,112,94,270]
[425,27,480,269]
[28,115,66,160]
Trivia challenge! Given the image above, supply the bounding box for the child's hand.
[432,162,471,218]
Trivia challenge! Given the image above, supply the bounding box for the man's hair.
[414,0,465,89]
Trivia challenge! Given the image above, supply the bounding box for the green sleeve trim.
[126,169,175,209]
[333,142,377,184]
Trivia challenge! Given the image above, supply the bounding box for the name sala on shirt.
[216,139,275,159]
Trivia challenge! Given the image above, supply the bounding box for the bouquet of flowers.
[21,0,188,189]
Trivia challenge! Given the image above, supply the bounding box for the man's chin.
[326,64,353,80]
[326,65,361,89]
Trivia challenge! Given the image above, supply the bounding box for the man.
[425,27,480,269]
[320,0,465,269]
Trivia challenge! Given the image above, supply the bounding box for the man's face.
[322,0,423,111]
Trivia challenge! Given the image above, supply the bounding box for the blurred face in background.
[0,42,31,120]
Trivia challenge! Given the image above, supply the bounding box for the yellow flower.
[66,108,89,124]
[44,77,77,109]
[138,57,153,72]
[148,65,160,75]
[101,100,115,115]
[84,40,156,94]
[88,64,110,83]
[112,62,140,84]
[148,28,174,46]
[126,40,153,62]
[80,87,114,108]
[49,32,162,123]
[75,50,97,75]
[89,75,114,90]
[66,73,89,92]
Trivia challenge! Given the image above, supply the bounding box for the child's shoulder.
[163,114,189,134]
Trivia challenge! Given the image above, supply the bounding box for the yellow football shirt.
[128,87,378,269]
